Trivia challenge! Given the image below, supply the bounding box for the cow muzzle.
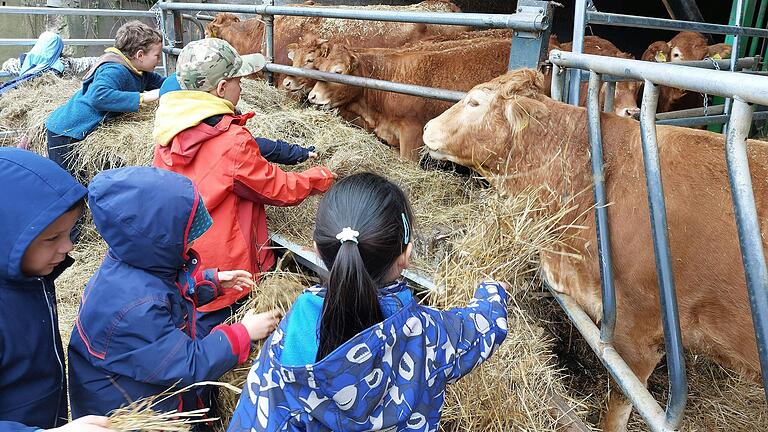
[307,90,331,108]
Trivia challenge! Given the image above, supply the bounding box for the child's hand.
[308,151,318,159]
[142,89,160,103]
[48,415,115,432]
[240,308,281,341]
[218,270,256,290]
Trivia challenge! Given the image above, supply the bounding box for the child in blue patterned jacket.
[228,172,509,431]
[45,20,166,175]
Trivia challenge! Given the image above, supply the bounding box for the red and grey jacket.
[67,167,251,419]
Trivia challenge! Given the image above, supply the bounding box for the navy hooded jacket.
[68,167,251,419]
[0,148,87,431]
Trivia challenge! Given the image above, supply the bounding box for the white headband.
[336,227,360,244]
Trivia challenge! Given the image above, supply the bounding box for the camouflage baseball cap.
[176,38,266,92]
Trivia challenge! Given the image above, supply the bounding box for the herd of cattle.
[205,1,766,430]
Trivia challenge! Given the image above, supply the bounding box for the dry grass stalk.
[108,381,241,432]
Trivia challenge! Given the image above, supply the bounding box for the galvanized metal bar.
[725,0,746,128]
[158,2,548,31]
[270,232,440,292]
[0,5,155,17]
[586,11,768,38]
[579,57,759,83]
[551,64,565,102]
[724,98,768,400]
[639,81,688,429]
[263,0,275,85]
[0,38,114,46]
[550,51,768,105]
[568,0,589,105]
[508,0,552,71]
[603,80,616,113]
[545,281,671,432]
[267,63,466,102]
[655,104,726,120]
[658,110,768,126]
[586,71,617,344]
[159,3,169,76]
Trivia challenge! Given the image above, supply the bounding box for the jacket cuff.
[214,323,251,364]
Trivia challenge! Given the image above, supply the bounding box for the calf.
[307,34,512,161]
[423,69,764,431]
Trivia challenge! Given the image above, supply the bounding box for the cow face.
[282,35,330,95]
[307,44,361,109]
[423,69,546,170]
[669,31,708,62]
[642,41,671,63]
[613,80,641,118]
[205,13,241,38]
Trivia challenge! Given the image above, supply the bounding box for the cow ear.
[499,69,545,99]
[708,43,732,59]
[349,53,358,71]
[287,43,297,61]
[319,41,331,57]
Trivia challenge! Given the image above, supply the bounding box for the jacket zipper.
[41,278,64,425]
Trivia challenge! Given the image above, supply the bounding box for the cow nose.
[283,78,292,89]
[308,92,316,103]
[621,107,641,118]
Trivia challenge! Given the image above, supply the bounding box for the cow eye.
[306,58,314,63]
[467,98,479,107]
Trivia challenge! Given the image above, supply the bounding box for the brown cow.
[559,36,641,117]
[307,33,513,160]
[206,1,468,90]
[423,69,764,431]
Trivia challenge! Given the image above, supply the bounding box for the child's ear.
[398,242,414,270]
[216,79,228,97]
[134,49,144,60]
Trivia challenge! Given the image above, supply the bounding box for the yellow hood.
[105,47,142,76]
[153,91,236,147]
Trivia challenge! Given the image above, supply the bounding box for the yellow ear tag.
[712,53,722,60]
[656,52,667,62]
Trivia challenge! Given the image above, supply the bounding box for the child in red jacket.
[152,38,335,330]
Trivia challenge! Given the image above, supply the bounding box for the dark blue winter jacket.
[46,57,165,140]
[68,167,252,419]
[0,148,87,431]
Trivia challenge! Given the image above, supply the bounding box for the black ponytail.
[314,173,413,361]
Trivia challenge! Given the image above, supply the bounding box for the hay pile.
[2,73,766,431]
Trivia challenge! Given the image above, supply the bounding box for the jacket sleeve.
[437,281,508,383]
[193,268,220,307]
[255,137,314,165]
[145,72,166,91]
[87,64,141,113]
[0,421,41,432]
[98,301,250,388]
[232,134,334,207]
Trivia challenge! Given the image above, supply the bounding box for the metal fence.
[550,49,768,432]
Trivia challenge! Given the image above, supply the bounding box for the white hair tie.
[336,227,360,244]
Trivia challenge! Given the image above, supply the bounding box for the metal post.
[263,0,275,84]
[158,1,169,76]
[604,80,616,113]
[171,0,184,50]
[639,81,688,429]
[724,0,746,130]
[586,71,617,344]
[508,0,553,70]
[725,98,768,401]
[551,63,565,102]
[568,0,589,105]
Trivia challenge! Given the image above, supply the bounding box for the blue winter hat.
[188,196,213,243]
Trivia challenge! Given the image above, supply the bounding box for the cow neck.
[497,95,594,217]
[348,50,396,123]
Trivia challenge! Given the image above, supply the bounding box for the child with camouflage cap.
[152,38,335,332]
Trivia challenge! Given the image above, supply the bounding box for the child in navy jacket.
[0,148,113,432]
[68,167,280,419]
[45,21,166,175]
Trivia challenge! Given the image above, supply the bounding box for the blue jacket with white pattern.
[228,281,508,431]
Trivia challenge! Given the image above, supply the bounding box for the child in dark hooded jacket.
[67,166,280,419]
[0,148,113,432]
[228,173,508,431]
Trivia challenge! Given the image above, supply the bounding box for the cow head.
[642,41,671,63]
[283,34,330,95]
[307,44,361,109]
[205,13,241,38]
[423,69,547,170]
[707,43,732,60]
[669,31,708,62]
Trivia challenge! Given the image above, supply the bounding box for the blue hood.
[0,148,86,282]
[88,167,200,275]
[19,31,64,78]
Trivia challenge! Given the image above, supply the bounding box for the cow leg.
[602,334,664,432]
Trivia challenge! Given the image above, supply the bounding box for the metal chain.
[151,2,182,47]
[700,56,721,116]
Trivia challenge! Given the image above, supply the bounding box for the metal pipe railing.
[0,38,114,46]
[578,56,761,83]
[263,0,275,85]
[657,110,768,127]
[551,51,768,105]
[638,81,688,429]
[603,80,615,113]
[0,5,154,17]
[724,0,747,129]
[267,63,465,102]
[725,98,768,402]
[545,281,671,432]
[587,11,768,38]
[568,0,589,105]
[586,71,617,344]
[157,2,548,31]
